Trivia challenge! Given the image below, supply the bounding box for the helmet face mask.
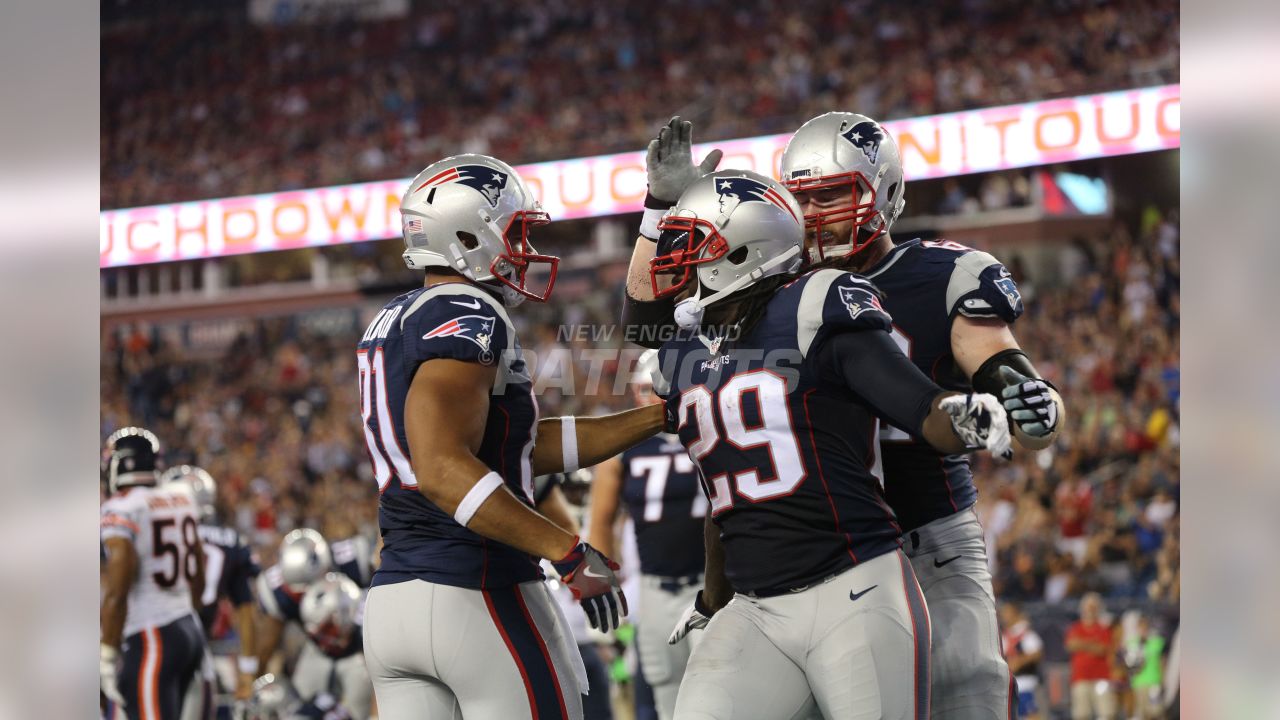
[400,154,559,307]
[649,215,729,299]
[785,170,885,261]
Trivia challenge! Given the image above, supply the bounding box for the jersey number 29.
[677,370,806,516]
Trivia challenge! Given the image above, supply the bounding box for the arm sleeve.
[621,293,676,349]
[814,330,944,439]
[100,500,141,543]
[227,544,257,606]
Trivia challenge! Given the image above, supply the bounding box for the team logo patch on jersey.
[714,177,798,222]
[995,272,1022,311]
[423,314,496,364]
[840,121,885,165]
[413,165,509,207]
[838,285,885,321]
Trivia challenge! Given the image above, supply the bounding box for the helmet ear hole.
[727,246,749,265]
[456,231,479,250]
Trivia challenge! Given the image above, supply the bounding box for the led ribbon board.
[101,84,1179,268]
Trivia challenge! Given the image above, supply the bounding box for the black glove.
[999,367,1059,438]
[552,540,629,632]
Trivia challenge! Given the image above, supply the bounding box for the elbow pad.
[971,349,1055,395]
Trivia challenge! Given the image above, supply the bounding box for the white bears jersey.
[101,484,202,637]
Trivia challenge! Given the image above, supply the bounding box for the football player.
[293,574,368,716]
[254,529,373,719]
[101,428,208,720]
[161,465,261,717]
[650,171,1011,719]
[587,349,707,720]
[624,116,1065,719]
[358,154,667,719]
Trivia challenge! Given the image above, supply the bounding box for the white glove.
[646,116,723,202]
[668,591,714,645]
[100,644,126,708]
[939,393,1012,459]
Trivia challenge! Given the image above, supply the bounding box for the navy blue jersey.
[256,536,373,623]
[195,523,260,632]
[657,269,909,595]
[863,238,1023,532]
[620,433,707,578]
[357,283,542,590]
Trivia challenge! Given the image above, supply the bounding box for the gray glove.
[646,116,724,202]
[999,366,1059,438]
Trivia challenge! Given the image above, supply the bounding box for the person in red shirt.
[1065,592,1118,719]
[1055,475,1094,565]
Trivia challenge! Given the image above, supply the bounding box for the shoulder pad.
[796,269,892,358]
[945,249,1024,322]
[400,285,514,367]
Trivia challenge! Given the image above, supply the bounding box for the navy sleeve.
[946,250,1024,323]
[226,543,259,607]
[402,293,510,368]
[814,330,943,439]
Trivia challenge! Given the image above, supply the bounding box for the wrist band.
[639,208,669,242]
[454,471,504,527]
[561,417,579,472]
[100,643,118,660]
[237,656,259,675]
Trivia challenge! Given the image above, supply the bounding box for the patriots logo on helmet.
[413,165,509,207]
[714,177,798,222]
[840,121,885,165]
[423,314,497,364]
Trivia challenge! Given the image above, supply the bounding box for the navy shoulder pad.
[400,286,512,367]
[795,269,892,358]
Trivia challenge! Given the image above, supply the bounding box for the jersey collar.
[863,238,920,279]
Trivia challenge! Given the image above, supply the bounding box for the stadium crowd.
[101,0,1179,209]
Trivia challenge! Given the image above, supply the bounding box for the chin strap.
[673,245,802,329]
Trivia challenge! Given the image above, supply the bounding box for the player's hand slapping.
[553,540,629,632]
[668,590,716,645]
[998,367,1059,438]
[940,393,1012,459]
[646,116,723,203]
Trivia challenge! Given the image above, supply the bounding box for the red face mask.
[785,171,884,261]
[647,215,730,299]
[490,210,559,302]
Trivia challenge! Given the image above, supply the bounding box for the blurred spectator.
[100,0,1179,209]
[1001,601,1045,720]
[1065,593,1118,720]
[1055,473,1094,565]
[1122,614,1166,719]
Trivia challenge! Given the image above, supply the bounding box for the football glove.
[553,540,629,632]
[668,590,715,645]
[646,116,723,202]
[999,367,1059,438]
[100,644,126,708]
[939,393,1012,459]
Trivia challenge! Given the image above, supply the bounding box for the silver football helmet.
[779,112,906,262]
[278,529,331,591]
[247,673,300,719]
[649,170,804,328]
[299,572,362,655]
[159,465,217,521]
[400,153,558,307]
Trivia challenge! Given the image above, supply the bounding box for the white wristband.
[561,417,579,472]
[237,656,259,675]
[639,207,668,241]
[454,471,504,527]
